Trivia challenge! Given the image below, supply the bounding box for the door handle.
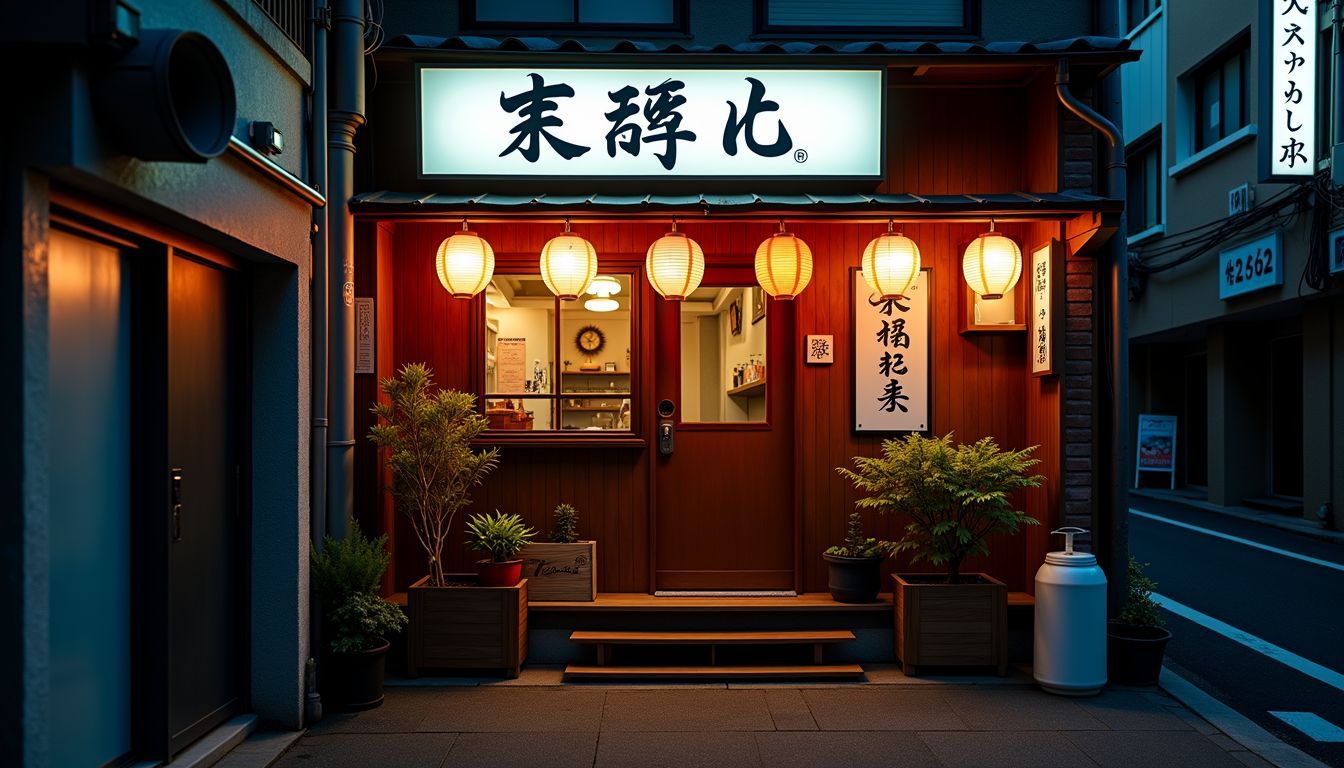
[171,469,183,543]
[658,421,674,456]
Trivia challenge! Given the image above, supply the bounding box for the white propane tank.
[1034,527,1107,696]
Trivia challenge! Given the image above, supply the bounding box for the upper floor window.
[1126,0,1160,32]
[1192,38,1248,152]
[1127,133,1162,236]
[465,0,685,32]
[758,0,975,36]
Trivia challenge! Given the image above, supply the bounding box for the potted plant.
[310,523,407,711]
[822,511,890,603]
[519,503,598,602]
[370,363,527,678]
[465,510,537,587]
[839,433,1042,675]
[1107,557,1170,686]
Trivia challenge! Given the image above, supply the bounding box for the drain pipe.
[1055,56,1129,617]
[310,0,330,552]
[326,0,365,541]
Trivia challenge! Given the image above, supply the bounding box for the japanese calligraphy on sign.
[419,67,883,177]
[805,335,834,365]
[1262,0,1316,180]
[1030,242,1057,377]
[853,269,929,433]
[1217,230,1284,299]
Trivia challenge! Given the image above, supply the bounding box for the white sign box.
[1218,231,1283,300]
[1261,0,1317,180]
[419,66,884,178]
[853,269,929,432]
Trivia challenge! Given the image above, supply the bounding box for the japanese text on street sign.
[1265,0,1316,179]
[1218,231,1284,300]
[1030,244,1055,376]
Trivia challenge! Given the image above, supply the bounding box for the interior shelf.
[564,370,630,376]
[726,379,766,398]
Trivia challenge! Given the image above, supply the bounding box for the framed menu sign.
[852,268,930,433]
[1030,240,1061,377]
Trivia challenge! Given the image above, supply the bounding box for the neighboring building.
[1121,0,1344,527]
[2,2,319,765]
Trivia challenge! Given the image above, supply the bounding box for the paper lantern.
[645,224,705,300]
[540,221,598,300]
[434,222,495,298]
[962,222,1022,299]
[861,222,921,300]
[754,223,813,300]
[584,275,621,312]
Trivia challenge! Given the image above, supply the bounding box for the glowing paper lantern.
[860,222,921,300]
[540,221,598,300]
[754,223,813,300]
[645,224,705,300]
[434,221,495,298]
[961,222,1022,299]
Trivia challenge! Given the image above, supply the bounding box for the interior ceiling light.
[584,274,621,312]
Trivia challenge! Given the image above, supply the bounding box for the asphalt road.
[1129,494,1344,767]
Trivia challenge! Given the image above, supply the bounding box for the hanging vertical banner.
[853,268,930,432]
[1260,0,1317,181]
[355,298,375,374]
[1135,414,1178,489]
[1031,241,1060,377]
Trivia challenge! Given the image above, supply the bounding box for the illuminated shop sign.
[1218,230,1283,300]
[418,66,884,178]
[1261,0,1317,181]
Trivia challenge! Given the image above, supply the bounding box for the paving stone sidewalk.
[239,667,1280,768]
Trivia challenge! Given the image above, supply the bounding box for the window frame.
[460,0,690,37]
[1126,130,1162,237]
[1190,36,1249,153]
[753,0,979,38]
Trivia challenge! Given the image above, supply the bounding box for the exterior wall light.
[434,220,495,298]
[754,220,813,300]
[540,220,598,300]
[861,220,921,300]
[645,220,705,301]
[961,221,1022,299]
[584,275,621,312]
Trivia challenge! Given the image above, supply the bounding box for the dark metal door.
[167,252,242,753]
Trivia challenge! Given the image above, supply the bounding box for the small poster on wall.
[1135,413,1177,489]
[853,268,930,432]
[496,337,527,393]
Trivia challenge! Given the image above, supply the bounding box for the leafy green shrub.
[466,511,537,562]
[825,511,890,559]
[1116,556,1165,628]
[837,433,1043,583]
[310,524,407,654]
[550,503,580,543]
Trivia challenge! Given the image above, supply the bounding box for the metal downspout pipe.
[1054,55,1130,617]
[326,0,365,541]
[310,0,329,552]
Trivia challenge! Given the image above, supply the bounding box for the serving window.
[483,273,635,434]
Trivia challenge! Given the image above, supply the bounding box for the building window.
[1127,134,1162,235]
[1126,0,1160,32]
[483,274,636,434]
[465,0,685,32]
[1191,38,1249,152]
[757,0,975,36]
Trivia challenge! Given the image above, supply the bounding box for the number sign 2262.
[1218,231,1283,300]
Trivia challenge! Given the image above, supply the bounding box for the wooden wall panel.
[881,88,1034,195]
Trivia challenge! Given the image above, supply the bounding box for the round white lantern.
[645,224,705,300]
[540,222,598,300]
[861,223,921,300]
[754,224,813,300]
[962,222,1022,299]
[434,222,495,299]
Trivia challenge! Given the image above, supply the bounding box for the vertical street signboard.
[1260,0,1317,181]
[1030,241,1059,377]
[1135,414,1178,489]
[1218,230,1284,299]
[419,67,884,178]
[853,269,930,432]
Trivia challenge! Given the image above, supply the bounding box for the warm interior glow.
[961,226,1022,299]
[754,228,813,300]
[434,224,495,298]
[861,228,921,300]
[539,225,598,300]
[646,229,705,300]
[587,275,621,297]
[583,297,620,312]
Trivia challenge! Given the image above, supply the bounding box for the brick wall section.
[1062,112,1097,192]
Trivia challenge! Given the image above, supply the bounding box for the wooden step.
[563,664,866,680]
[569,630,855,645]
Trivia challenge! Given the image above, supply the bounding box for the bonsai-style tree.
[1116,557,1164,628]
[838,433,1043,583]
[550,503,580,543]
[465,511,537,562]
[825,511,890,559]
[368,363,500,587]
[310,523,407,654]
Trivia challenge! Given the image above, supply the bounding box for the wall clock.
[575,324,606,355]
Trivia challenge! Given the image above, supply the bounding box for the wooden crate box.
[518,541,597,602]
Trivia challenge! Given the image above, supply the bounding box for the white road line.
[1270,711,1344,742]
[1153,593,1344,694]
[1130,508,1344,573]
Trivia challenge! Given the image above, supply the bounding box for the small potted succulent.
[310,523,407,711]
[1107,557,1170,686]
[518,503,598,601]
[823,511,890,603]
[466,511,537,587]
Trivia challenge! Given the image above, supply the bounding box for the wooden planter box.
[406,575,528,678]
[518,541,597,602]
[893,573,1007,676]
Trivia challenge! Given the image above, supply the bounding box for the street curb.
[1160,666,1330,768]
[1130,489,1344,546]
